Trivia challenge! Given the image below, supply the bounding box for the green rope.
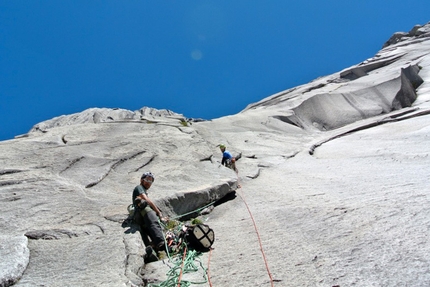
[147,243,208,287]
[147,201,216,287]
[169,200,217,220]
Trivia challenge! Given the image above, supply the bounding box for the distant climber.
[219,144,241,173]
[132,171,167,262]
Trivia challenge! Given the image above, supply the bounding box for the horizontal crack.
[0,180,24,186]
[0,196,21,202]
[199,155,213,162]
[25,229,79,240]
[0,169,23,176]
[309,107,429,155]
[25,224,106,240]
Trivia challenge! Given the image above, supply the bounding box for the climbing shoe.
[144,246,159,264]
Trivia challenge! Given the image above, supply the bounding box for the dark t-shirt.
[132,185,148,204]
[132,184,153,216]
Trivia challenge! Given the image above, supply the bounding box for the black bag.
[185,224,215,252]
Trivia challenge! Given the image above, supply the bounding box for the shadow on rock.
[122,218,140,234]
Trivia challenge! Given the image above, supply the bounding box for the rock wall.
[1,22,430,287]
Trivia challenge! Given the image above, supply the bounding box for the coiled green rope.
[147,243,208,287]
[147,203,215,287]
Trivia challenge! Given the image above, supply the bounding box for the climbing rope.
[236,175,275,287]
[169,200,217,221]
[177,246,187,287]
[147,241,208,287]
[147,214,211,287]
[207,248,213,287]
[146,169,275,287]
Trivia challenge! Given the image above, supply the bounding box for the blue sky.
[1,1,429,141]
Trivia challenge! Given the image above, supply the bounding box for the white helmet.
[141,171,155,181]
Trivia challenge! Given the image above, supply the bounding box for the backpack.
[185,224,215,252]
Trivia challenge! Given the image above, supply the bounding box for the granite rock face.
[243,23,430,131]
[1,22,430,287]
[28,107,187,134]
[0,236,29,287]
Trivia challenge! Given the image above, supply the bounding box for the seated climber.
[219,144,241,173]
[132,172,167,260]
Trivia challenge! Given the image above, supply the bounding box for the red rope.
[207,248,214,287]
[177,246,187,287]
[237,178,275,287]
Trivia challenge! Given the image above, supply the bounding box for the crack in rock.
[0,169,23,176]
[340,54,404,80]
[86,151,149,188]
[0,196,21,202]
[309,107,430,155]
[199,155,213,162]
[131,154,156,173]
[24,224,105,240]
[246,168,261,179]
[25,229,80,240]
[0,180,24,187]
[60,156,85,174]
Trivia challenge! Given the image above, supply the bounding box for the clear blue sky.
[1,1,429,141]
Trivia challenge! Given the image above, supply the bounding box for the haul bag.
[185,224,215,252]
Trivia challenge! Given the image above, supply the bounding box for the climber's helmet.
[141,171,155,183]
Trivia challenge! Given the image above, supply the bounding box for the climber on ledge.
[219,144,241,173]
[132,171,167,262]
